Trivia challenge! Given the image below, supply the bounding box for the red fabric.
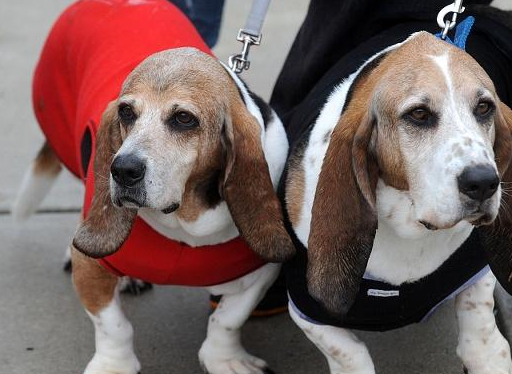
[33,0,266,286]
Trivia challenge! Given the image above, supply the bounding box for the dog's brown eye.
[118,104,136,123]
[169,110,198,129]
[410,108,429,122]
[404,107,437,127]
[476,101,493,116]
[176,111,193,124]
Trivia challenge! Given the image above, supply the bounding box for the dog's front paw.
[199,341,274,374]
[458,331,512,374]
[83,352,141,374]
[119,277,152,295]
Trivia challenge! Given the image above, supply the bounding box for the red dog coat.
[32,0,265,286]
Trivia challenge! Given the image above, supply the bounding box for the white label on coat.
[367,289,400,297]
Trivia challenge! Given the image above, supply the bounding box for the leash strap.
[228,0,271,74]
[243,0,271,38]
[436,16,475,50]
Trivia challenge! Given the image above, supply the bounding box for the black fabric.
[271,0,495,129]
[275,2,512,330]
[284,217,488,331]
[80,125,92,179]
[270,1,512,148]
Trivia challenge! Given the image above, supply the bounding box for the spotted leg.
[72,246,141,374]
[289,302,375,374]
[456,272,512,374]
[199,263,281,374]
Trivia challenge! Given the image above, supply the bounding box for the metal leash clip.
[437,0,466,40]
[228,29,262,74]
[228,0,271,74]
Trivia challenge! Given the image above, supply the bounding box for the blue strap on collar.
[436,16,475,51]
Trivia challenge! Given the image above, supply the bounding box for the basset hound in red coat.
[13,1,294,373]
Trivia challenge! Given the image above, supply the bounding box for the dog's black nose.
[111,154,146,187]
[458,165,499,202]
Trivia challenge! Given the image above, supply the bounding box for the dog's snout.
[111,154,146,187]
[457,165,499,202]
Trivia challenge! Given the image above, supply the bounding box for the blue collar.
[436,16,475,51]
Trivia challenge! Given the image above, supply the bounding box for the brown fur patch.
[177,168,223,222]
[222,90,295,262]
[307,71,379,315]
[71,245,118,315]
[175,112,224,222]
[286,147,306,227]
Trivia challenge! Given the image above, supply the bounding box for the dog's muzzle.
[111,154,146,187]
[111,154,147,208]
[457,164,500,227]
[457,164,499,203]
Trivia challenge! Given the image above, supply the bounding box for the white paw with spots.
[199,340,269,374]
[457,331,512,374]
[456,273,512,374]
[83,352,141,374]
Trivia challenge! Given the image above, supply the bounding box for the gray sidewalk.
[0,1,511,374]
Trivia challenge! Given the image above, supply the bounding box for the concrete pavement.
[0,213,468,374]
[1,0,512,373]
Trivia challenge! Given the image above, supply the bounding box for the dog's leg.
[72,247,141,374]
[67,240,151,295]
[12,141,62,222]
[289,302,375,374]
[199,263,280,374]
[456,272,512,374]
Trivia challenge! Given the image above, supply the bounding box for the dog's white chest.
[138,203,239,247]
[367,182,474,285]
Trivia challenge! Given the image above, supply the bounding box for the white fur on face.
[112,95,200,212]
[395,53,500,230]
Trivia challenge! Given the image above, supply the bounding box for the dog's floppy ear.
[307,101,379,317]
[73,101,137,258]
[221,94,295,262]
[479,101,512,293]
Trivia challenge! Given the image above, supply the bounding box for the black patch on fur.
[80,125,92,178]
[249,90,273,129]
[196,170,223,208]
[342,52,389,113]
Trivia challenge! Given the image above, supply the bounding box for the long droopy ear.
[222,95,295,262]
[307,101,379,317]
[73,101,137,258]
[479,101,512,293]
